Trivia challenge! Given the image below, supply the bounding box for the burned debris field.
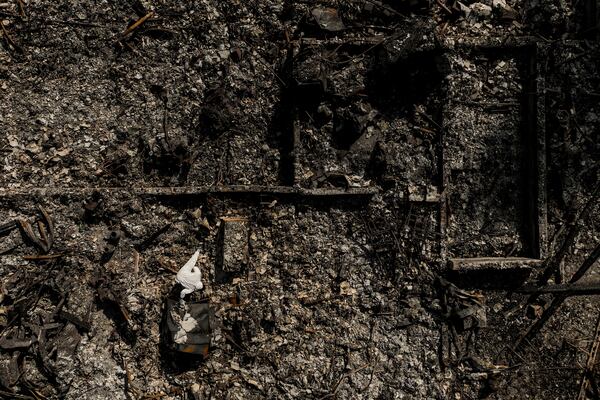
[0,1,599,399]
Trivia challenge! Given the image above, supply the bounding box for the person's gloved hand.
[176,250,204,299]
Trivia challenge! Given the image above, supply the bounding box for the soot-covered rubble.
[0,0,599,399]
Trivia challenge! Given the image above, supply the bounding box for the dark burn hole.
[139,136,195,184]
[381,0,431,15]
[289,49,328,111]
[366,50,444,117]
[194,86,235,140]
[332,105,370,150]
[260,319,276,334]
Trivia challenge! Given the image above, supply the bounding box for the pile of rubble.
[0,0,598,399]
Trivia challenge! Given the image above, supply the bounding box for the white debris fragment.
[173,312,198,344]
[176,250,204,299]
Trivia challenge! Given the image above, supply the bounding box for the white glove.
[176,250,204,299]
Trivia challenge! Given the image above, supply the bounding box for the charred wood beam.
[296,35,541,50]
[448,257,539,290]
[57,310,92,333]
[137,185,380,198]
[534,183,600,290]
[278,44,297,186]
[514,241,600,352]
[514,282,600,296]
[0,185,378,197]
[134,223,172,252]
[142,186,382,208]
[0,185,396,205]
[0,220,18,236]
[521,41,542,259]
[0,185,444,208]
[582,0,599,39]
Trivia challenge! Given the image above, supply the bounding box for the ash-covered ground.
[0,1,599,399]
